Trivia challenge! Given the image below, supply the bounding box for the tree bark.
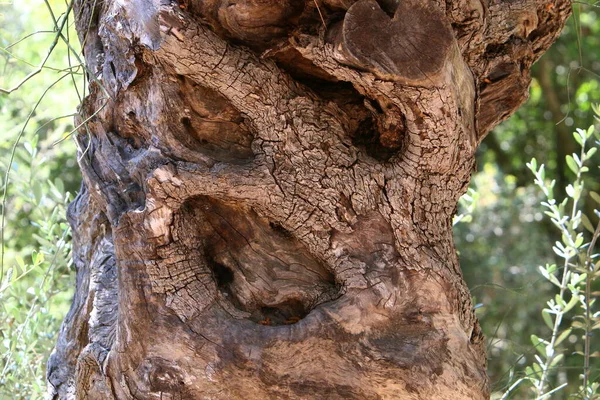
[47,1,570,399]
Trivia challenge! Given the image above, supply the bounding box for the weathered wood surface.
[47,0,570,399]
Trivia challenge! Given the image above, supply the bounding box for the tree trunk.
[47,1,570,399]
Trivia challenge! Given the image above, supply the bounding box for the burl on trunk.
[47,0,570,399]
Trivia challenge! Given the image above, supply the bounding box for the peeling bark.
[47,0,571,399]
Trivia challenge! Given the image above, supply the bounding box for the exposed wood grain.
[330,0,454,84]
[47,0,571,398]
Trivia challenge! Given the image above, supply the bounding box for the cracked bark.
[47,0,571,399]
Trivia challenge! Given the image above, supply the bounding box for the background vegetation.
[0,1,598,399]
[455,3,600,397]
[1,1,81,398]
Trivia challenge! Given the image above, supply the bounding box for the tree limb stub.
[332,0,455,84]
[47,0,571,399]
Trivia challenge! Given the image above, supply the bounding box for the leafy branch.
[505,105,600,399]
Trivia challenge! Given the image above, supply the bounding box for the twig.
[582,218,600,392]
[0,1,74,94]
[313,0,326,27]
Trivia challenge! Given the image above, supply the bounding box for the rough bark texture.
[47,0,570,399]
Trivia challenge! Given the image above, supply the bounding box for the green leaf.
[15,256,25,272]
[572,273,586,286]
[549,353,564,367]
[531,335,549,357]
[542,310,554,329]
[528,158,537,172]
[532,361,543,376]
[54,178,64,194]
[572,320,586,330]
[33,252,44,266]
[590,191,600,205]
[539,266,561,287]
[544,210,558,219]
[566,155,578,174]
[552,246,565,258]
[540,165,546,181]
[587,124,596,139]
[525,366,539,380]
[563,295,580,314]
[556,328,572,346]
[574,129,584,146]
[582,214,595,234]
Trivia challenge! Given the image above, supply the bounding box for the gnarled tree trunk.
[47,0,570,398]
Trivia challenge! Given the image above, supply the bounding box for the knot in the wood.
[376,110,406,151]
[142,357,186,393]
[351,101,406,161]
[331,0,454,83]
[215,0,305,45]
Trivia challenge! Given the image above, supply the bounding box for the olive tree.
[47,0,571,398]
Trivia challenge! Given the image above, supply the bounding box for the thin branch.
[5,30,55,50]
[313,0,326,27]
[52,97,108,146]
[0,1,74,95]
[582,217,600,391]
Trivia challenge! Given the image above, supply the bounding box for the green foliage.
[456,164,558,396]
[517,117,600,399]
[456,4,600,399]
[461,111,600,399]
[0,173,73,398]
[454,188,479,226]
[478,2,600,192]
[0,0,82,398]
